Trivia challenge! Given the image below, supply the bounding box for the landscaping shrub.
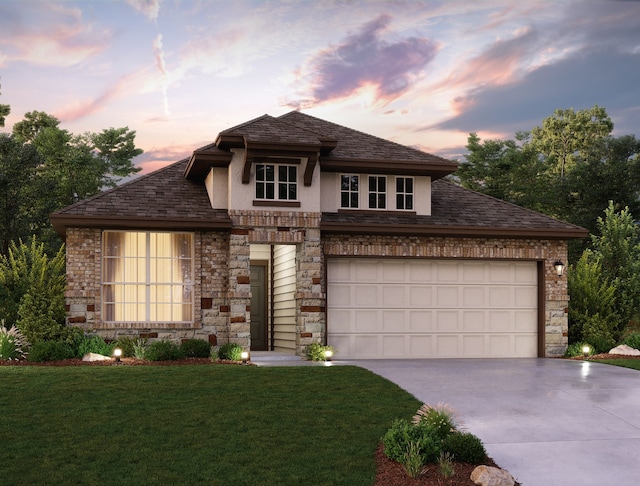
[28,341,75,362]
[217,342,243,361]
[382,419,441,465]
[132,339,148,359]
[564,341,595,358]
[0,324,29,360]
[412,403,459,440]
[180,338,211,358]
[305,342,334,361]
[76,334,116,357]
[438,451,455,478]
[582,314,617,353]
[145,339,185,361]
[623,332,640,350]
[113,336,137,357]
[441,432,487,464]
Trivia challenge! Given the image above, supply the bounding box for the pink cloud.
[289,14,437,108]
[124,0,161,21]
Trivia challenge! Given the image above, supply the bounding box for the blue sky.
[1,0,639,175]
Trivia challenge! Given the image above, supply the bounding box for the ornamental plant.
[305,342,335,361]
[382,418,441,465]
[145,339,185,361]
[441,432,487,464]
[180,338,212,358]
[412,402,461,440]
[217,342,243,361]
[0,323,29,360]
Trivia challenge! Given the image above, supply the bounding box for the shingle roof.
[51,159,231,237]
[320,180,588,239]
[220,114,322,146]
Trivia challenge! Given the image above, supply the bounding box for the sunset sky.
[1,0,639,176]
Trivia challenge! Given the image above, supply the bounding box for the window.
[102,231,193,322]
[396,177,414,210]
[368,175,386,209]
[340,174,359,208]
[256,164,297,200]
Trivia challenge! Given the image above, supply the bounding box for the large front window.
[102,231,194,322]
[256,164,297,201]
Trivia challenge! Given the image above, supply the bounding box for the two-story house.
[51,112,587,359]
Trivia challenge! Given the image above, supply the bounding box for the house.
[50,112,588,359]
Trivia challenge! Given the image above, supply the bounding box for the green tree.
[0,238,66,341]
[0,112,143,254]
[590,202,640,328]
[530,105,613,178]
[0,79,9,127]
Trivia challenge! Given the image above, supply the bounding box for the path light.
[582,345,591,358]
[241,351,249,365]
[324,349,333,362]
[113,347,122,363]
[554,261,565,277]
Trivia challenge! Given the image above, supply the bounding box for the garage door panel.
[328,259,538,359]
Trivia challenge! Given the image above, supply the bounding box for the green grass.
[0,365,420,485]
[590,359,640,371]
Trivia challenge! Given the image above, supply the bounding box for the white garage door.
[327,259,539,359]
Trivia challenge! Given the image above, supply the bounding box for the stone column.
[228,229,251,348]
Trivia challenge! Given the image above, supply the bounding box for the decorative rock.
[609,344,640,356]
[82,352,112,362]
[471,465,515,486]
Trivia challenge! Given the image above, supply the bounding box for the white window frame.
[396,176,414,211]
[102,231,194,323]
[255,163,298,201]
[340,174,359,208]
[368,175,387,209]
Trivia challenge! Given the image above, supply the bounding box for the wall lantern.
[553,261,565,277]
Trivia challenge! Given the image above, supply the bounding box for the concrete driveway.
[354,358,640,486]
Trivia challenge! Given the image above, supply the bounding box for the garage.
[327,258,540,359]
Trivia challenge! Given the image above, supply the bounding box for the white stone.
[609,344,640,356]
[82,352,112,362]
[471,465,515,486]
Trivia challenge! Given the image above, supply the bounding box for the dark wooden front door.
[250,264,267,351]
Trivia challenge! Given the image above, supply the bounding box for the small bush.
[442,432,487,464]
[77,335,116,357]
[305,342,335,361]
[180,338,212,358]
[412,403,460,440]
[28,341,75,362]
[132,339,148,360]
[582,314,617,353]
[382,419,441,465]
[113,336,137,358]
[564,341,595,358]
[623,332,640,350]
[210,346,219,361]
[402,441,425,478]
[145,340,185,361]
[218,342,243,361]
[438,451,455,478]
[0,324,29,360]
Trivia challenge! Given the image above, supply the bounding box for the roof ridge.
[279,111,454,163]
[53,158,189,215]
[219,114,274,134]
[434,179,586,230]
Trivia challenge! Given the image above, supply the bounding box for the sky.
[1,0,639,177]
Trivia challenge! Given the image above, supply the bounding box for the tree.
[0,112,143,254]
[0,79,9,127]
[530,105,613,178]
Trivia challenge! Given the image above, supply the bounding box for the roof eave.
[320,158,458,180]
[319,221,590,240]
[50,214,232,240]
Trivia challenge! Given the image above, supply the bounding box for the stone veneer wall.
[64,227,231,345]
[228,210,325,355]
[322,234,570,357]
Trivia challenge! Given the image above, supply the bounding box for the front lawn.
[589,358,640,371]
[0,365,420,485]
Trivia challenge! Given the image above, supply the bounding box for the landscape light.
[582,345,591,358]
[241,351,249,364]
[324,349,333,362]
[113,348,122,363]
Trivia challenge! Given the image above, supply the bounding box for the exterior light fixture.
[582,345,591,358]
[553,261,565,277]
[324,349,333,362]
[113,347,122,363]
[241,351,249,364]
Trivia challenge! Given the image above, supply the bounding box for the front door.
[250,263,268,350]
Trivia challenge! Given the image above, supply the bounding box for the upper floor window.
[396,177,414,210]
[102,231,194,323]
[368,175,386,209]
[340,174,359,208]
[256,164,297,201]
